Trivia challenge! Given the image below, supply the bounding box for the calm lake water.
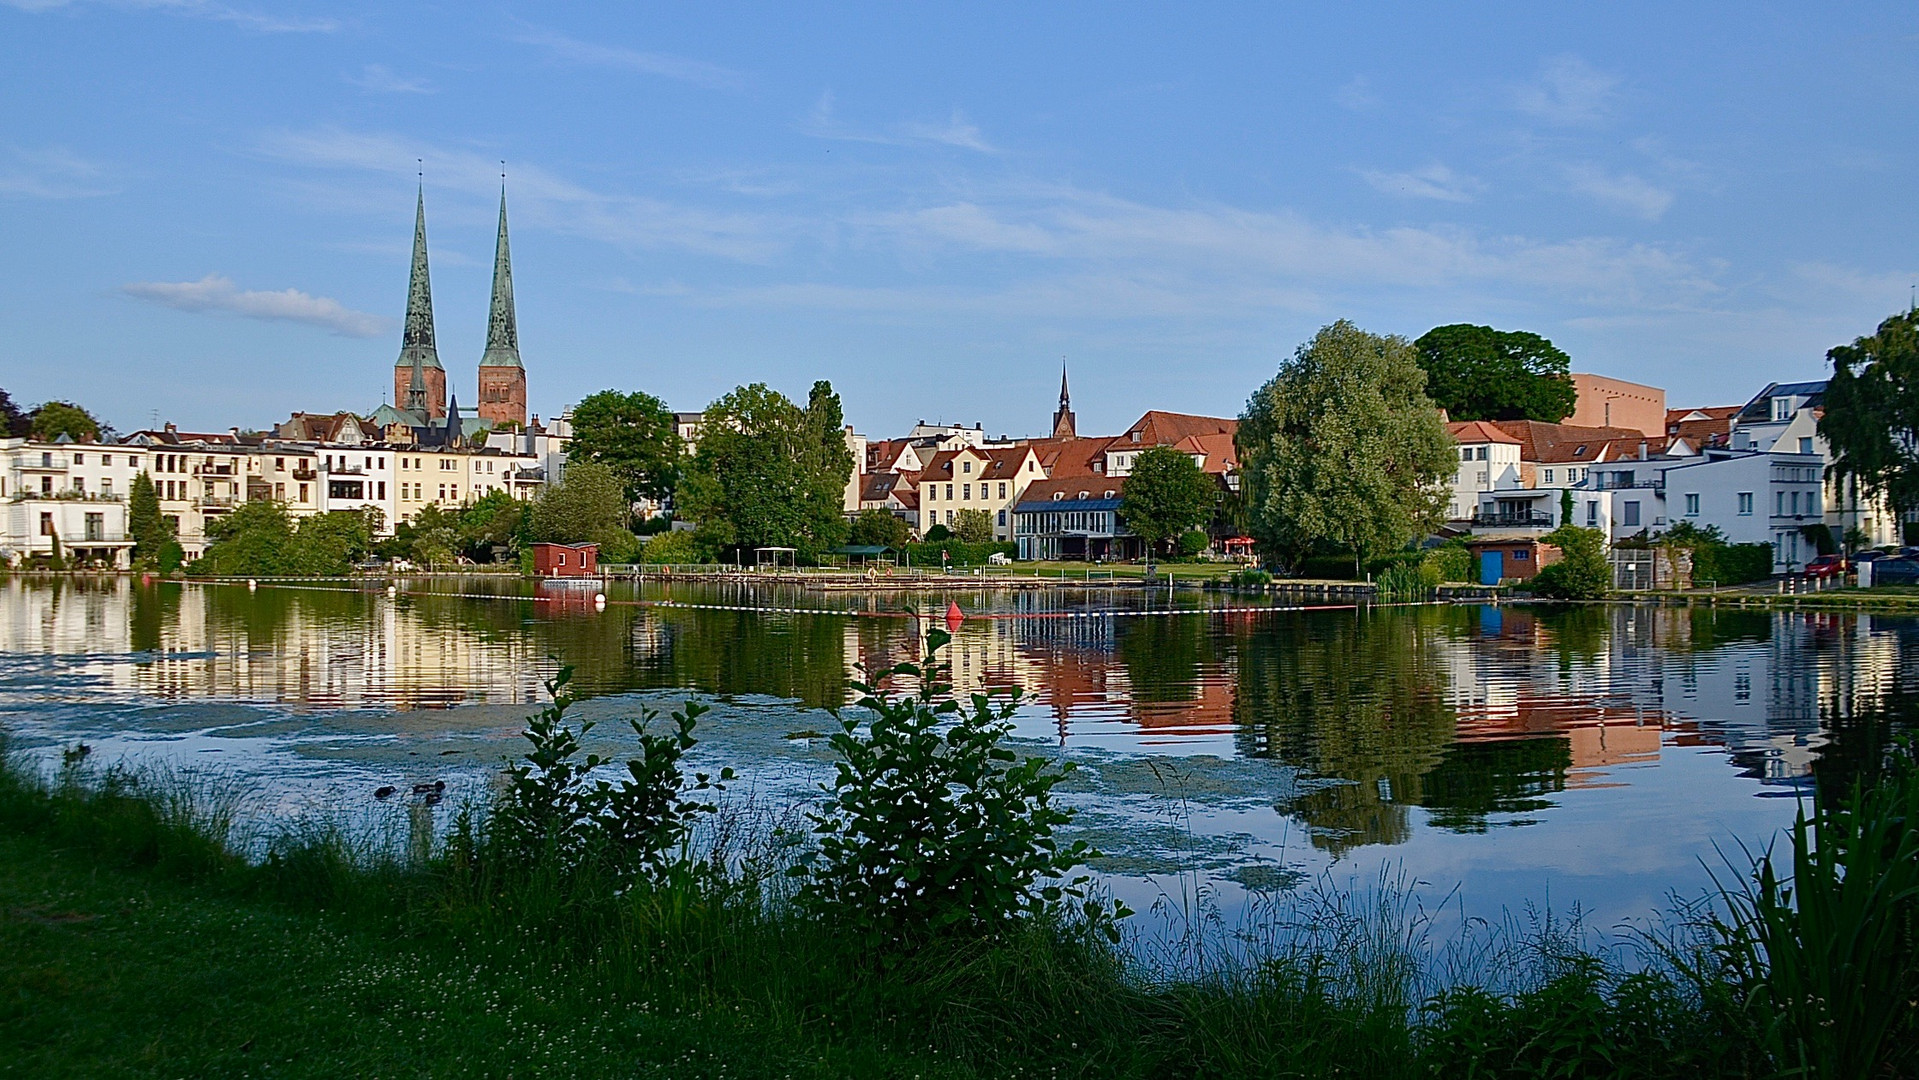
[4,575,1916,940]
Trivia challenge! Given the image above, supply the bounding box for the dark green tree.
[0,389,29,437]
[848,508,910,548]
[1821,309,1919,520]
[676,382,853,562]
[29,400,103,443]
[953,508,995,544]
[127,472,174,569]
[1414,324,1577,422]
[1119,445,1218,568]
[567,389,682,506]
[1238,321,1459,575]
[532,462,634,550]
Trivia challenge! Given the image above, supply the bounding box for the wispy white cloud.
[0,145,114,198]
[1513,55,1618,126]
[1335,75,1381,111]
[260,127,791,262]
[514,28,746,91]
[122,274,388,336]
[799,92,1001,153]
[347,64,433,94]
[1357,163,1482,203]
[3,0,338,33]
[1564,164,1673,219]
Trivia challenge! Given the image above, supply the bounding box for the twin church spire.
[392,184,527,429]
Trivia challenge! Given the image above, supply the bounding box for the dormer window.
[1131,432,1141,443]
[1078,490,1090,499]
[1052,492,1064,501]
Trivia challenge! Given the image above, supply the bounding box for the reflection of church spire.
[480,186,521,369]
[1051,359,1077,439]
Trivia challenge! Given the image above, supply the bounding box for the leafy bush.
[1531,526,1610,600]
[953,508,996,544]
[484,667,731,888]
[1176,530,1210,558]
[1423,542,1473,584]
[1691,542,1773,585]
[848,508,910,549]
[639,529,704,565]
[1376,559,1441,599]
[796,630,1124,945]
[1228,567,1273,588]
[922,524,952,543]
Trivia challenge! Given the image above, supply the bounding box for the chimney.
[163,422,176,435]
[1639,439,1648,460]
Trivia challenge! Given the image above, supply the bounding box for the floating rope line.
[184,578,1449,620]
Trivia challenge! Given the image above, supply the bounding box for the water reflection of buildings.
[0,578,549,709]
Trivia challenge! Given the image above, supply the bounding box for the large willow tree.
[1821,309,1919,530]
[1237,320,1457,574]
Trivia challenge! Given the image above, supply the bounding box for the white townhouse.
[1574,446,1827,573]
[1728,380,1903,549]
[1445,421,1527,523]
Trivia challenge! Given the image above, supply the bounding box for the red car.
[1805,554,1848,579]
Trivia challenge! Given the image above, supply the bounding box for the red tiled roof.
[1015,477,1126,505]
[1492,420,1645,464]
[1446,420,1522,446]
[1121,410,1238,446]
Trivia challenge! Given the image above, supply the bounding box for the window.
[1542,469,1554,484]
[39,513,54,536]
[276,457,285,470]
[72,453,83,464]
[962,484,971,500]
[1808,489,1821,515]
[1461,448,1472,462]
[1513,548,1530,561]
[1777,491,1785,516]
[1623,501,1640,527]
[556,552,567,567]
[101,455,111,466]
[962,460,972,474]
[945,484,953,500]
[998,482,1007,499]
[1738,492,1753,515]
[72,478,84,494]
[1790,491,1800,515]
[1685,493,1699,516]
[1774,397,1792,421]
[997,510,1006,526]
[377,482,386,499]
[1573,445,1588,457]
[1798,437,1813,455]
[1475,446,1489,461]
[101,479,112,496]
[275,483,284,500]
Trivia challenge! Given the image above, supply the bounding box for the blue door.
[1479,550,1504,585]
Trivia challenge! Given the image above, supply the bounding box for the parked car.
[1853,549,1891,562]
[1804,554,1848,579]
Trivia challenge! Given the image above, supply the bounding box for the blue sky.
[4,3,1917,437]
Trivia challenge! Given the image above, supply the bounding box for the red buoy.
[945,600,964,632]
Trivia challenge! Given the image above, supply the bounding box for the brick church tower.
[475,188,527,429]
[393,189,447,420]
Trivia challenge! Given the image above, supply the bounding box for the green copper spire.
[396,187,443,373]
[479,187,521,369]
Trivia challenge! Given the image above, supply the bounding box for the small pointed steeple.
[1051,359,1077,440]
[397,187,442,373]
[480,187,521,369]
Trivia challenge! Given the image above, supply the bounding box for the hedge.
[1692,542,1773,585]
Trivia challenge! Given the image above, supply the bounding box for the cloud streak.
[3,0,338,33]
[347,64,433,94]
[122,274,389,336]
[1564,164,1674,220]
[1358,163,1482,203]
[260,127,791,261]
[515,28,747,91]
[1513,55,1618,126]
[799,92,1001,153]
[0,146,114,198]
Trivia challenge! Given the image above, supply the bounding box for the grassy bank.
[2,676,1914,1076]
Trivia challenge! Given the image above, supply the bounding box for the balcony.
[199,495,237,508]
[329,464,366,476]
[1591,479,1664,491]
[12,456,67,471]
[1470,510,1555,529]
[291,467,317,480]
[195,464,235,477]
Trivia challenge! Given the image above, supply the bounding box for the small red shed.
[532,542,599,578]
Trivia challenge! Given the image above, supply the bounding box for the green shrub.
[796,630,1125,945]
[1423,542,1473,584]
[1376,559,1441,599]
[1176,530,1210,558]
[1532,526,1610,600]
[1692,542,1772,585]
[1229,567,1273,587]
[922,524,952,542]
[484,667,731,889]
[640,529,704,565]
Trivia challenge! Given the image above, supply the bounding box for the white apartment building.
[1574,447,1826,573]
[1446,421,1526,523]
[1728,380,1902,548]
